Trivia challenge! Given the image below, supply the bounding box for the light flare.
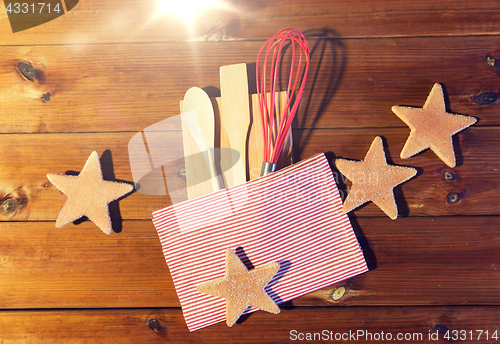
[157,0,226,25]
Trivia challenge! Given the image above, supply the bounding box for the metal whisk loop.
[256,28,310,175]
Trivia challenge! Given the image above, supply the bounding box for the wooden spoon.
[182,87,220,193]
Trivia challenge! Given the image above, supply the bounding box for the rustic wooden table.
[0,0,498,342]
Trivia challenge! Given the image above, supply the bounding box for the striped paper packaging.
[152,153,368,331]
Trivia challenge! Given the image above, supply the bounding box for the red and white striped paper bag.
[152,153,368,331]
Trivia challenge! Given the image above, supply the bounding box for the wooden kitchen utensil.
[179,110,214,199]
[182,87,220,191]
[256,29,310,176]
[215,90,292,182]
[249,91,292,180]
[219,63,251,187]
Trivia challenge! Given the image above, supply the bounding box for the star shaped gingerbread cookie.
[336,136,417,219]
[47,151,134,235]
[197,249,280,327]
[392,83,477,167]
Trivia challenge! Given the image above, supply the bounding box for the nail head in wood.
[446,192,460,204]
[178,165,186,178]
[486,55,496,67]
[148,318,161,331]
[442,171,455,182]
[41,93,51,102]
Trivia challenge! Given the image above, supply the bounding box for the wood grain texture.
[298,127,497,217]
[0,127,493,222]
[0,36,497,134]
[0,0,498,45]
[180,112,215,199]
[0,306,498,343]
[0,216,498,309]
[219,63,250,186]
[0,132,171,221]
[297,216,500,307]
[0,0,497,340]
[0,221,176,309]
[180,97,218,199]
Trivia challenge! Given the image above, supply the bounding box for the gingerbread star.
[197,249,280,327]
[47,151,134,235]
[335,136,417,220]
[392,83,477,167]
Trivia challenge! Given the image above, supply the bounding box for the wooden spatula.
[219,63,251,187]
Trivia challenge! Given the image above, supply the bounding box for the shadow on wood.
[292,27,347,162]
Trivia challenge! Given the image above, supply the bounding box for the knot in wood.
[17,62,36,80]
[1,199,18,214]
[331,286,346,301]
[471,92,497,105]
[432,323,449,336]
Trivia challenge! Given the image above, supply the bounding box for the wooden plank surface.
[0,0,498,45]
[0,216,498,309]
[0,221,176,309]
[0,127,494,222]
[0,306,499,343]
[0,0,498,340]
[299,127,497,217]
[299,216,500,306]
[0,36,497,133]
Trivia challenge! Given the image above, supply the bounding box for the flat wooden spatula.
[219,63,251,187]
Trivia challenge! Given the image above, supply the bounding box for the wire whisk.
[256,28,310,176]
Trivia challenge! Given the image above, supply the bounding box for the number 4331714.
[444,330,499,341]
[5,3,61,14]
